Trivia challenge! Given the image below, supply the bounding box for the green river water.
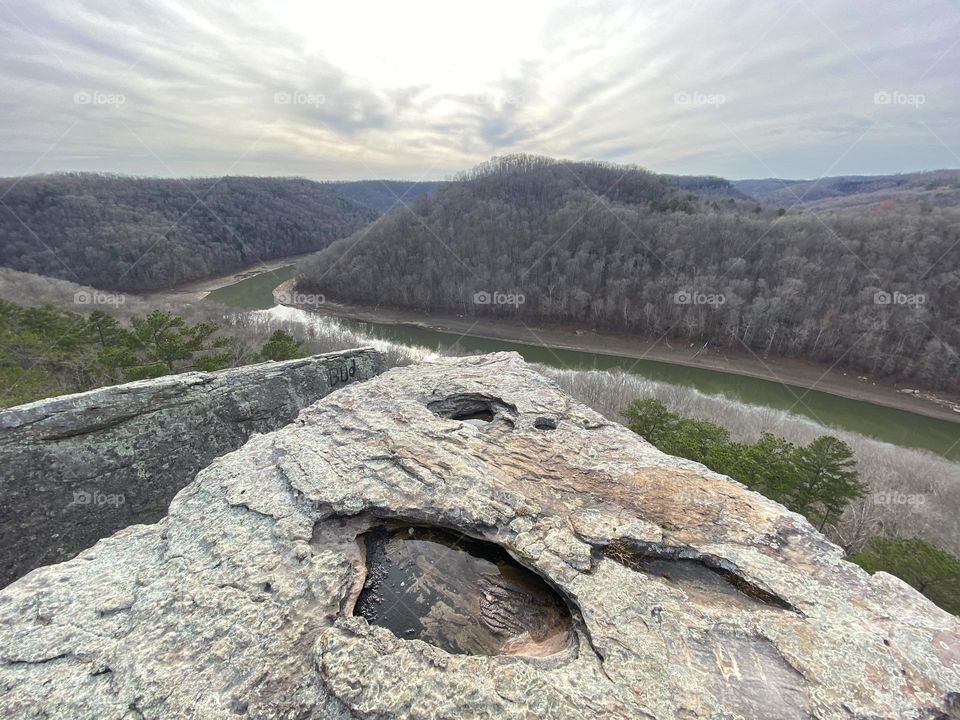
[204,266,960,460]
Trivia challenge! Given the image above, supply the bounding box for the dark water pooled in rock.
[354,527,573,657]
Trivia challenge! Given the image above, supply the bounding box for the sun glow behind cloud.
[0,0,957,180]
[267,1,553,90]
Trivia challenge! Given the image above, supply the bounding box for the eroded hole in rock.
[355,527,573,657]
[602,544,795,611]
[533,417,558,430]
[427,394,516,428]
[456,409,495,426]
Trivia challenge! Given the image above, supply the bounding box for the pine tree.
[259,330,306,362]
[787,437,865,531]
[622,398,675,445]
[621,399,866,535]
[850,537,960,615]
[734,432,798,502]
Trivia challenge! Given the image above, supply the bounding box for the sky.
[0,0,957,181]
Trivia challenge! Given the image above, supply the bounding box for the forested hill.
[0,174,377,292]
[330,180,440,214]
[298,154,960,392]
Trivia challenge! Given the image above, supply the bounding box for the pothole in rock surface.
[427,394,516,429]
[354,527,574,657]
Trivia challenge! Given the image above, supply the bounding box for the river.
[203,266,960,460]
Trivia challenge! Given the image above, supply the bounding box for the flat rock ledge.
[0,348,383,586]
[0,352,957,719]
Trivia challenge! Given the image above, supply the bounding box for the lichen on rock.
[0,347,383,586]
[0,352,957,719]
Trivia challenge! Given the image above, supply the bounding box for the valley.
[198,263,960,459]
[3,4,959,713]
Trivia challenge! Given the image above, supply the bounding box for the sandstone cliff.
[0,353,957,719]
[0,348,383,585]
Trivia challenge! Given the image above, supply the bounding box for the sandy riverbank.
[149,261,960,425]
[296,298,960,425]
[142,254,313,305]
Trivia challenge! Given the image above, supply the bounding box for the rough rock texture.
[0,352,957,719]
[0,348,383,586]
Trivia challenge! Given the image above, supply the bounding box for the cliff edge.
[0,348,383,585]
[0,353,957,719]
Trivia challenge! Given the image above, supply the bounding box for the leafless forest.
[299,155,960,392]
[0,174,377,291]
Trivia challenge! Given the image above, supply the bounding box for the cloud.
[0,0,957,180]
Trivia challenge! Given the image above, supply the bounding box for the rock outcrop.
[0,352,957,719]
[0,348,383,586]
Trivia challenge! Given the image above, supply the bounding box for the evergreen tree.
[86,310,124,348]
[850,537,960,615]
[0,300,254,407]
[131,310,193,372]
[658,417,731,469]
[129,311,232,374]
[622,398,675,444]
[259,330,306,362]
[622,398,865,534]
[788,437,865,531]
[734,432,798,502]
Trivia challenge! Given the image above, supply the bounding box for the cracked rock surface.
[0,352,957,719]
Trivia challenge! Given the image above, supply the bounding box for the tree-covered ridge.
[0,300,304,408]
[298,154,960,392]
[0,174,377,292]
[622,397,959,615]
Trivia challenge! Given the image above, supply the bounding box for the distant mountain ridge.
[4,167,957,294]
[733,170,960,209]
[663,174,749,199]
[329,180,441,215]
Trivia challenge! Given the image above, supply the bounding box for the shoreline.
[142,254,312,305]
[293,297,960,425]
[154,261,960,426]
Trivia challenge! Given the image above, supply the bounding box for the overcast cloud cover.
[0,0,957,180]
